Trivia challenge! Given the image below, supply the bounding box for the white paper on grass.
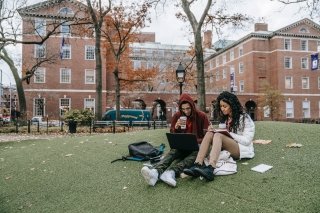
[251,164,273,173]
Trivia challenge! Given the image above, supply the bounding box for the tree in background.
[258,84,284,121]
[1,0,80,118]
[276,0,320,20]
[85,0,111,120]
[150,0,250,112]
[102,1,152,120]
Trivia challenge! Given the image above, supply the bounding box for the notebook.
[166,133,199,151]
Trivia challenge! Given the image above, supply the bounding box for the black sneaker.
[183,163,202,177]
[194,165,215,181]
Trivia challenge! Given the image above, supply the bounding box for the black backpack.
[111,141,165,163]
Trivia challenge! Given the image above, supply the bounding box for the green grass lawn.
[1,121,320,213]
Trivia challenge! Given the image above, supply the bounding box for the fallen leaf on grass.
[123,186,127,190]
[5,176,11,180]
[253,139,272,144]
[286,143,303,148]
[241,162,249,165]
[65,154,73,157]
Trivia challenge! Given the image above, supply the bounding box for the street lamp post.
[176,62,186,95]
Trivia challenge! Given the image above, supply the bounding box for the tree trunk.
[114,66,121,120]
[1,48,27,118]
[95,28,103,120]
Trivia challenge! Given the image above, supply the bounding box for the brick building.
[19,0,320,122]
[204,18,320,121]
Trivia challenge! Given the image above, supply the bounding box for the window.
[318,77,320,89]
[301,57,308,69]
[84,98,95,113]
[239,62,244,73]
[133,60,141,70]
[318,41,320,52]
[301,40,308,51]
[85,69,95,84]
[239,46,243,56]
[239,80,244,92]
[284,39,291,50]
[34,44,46,58]
[85,45,95,60]
[59,98,70,116]
[284,57,292,69]
[215,71,219,81]
[285,76,293,89]
[34,67,45,83]
[286,100,294,118]
[58,7,74,16]
[34,98,45,116]
[302,77,309,89]
[35,18,46,36]
[61,22,71,36]
[147,61,154,69]
[299,27,308,33]
[230,50,234,60]
[60,68,71,83]
[216,58,219,66]
[60,44,71,59]
[223,54,226,64]
[302,100,310,118]
[222,69,226,79]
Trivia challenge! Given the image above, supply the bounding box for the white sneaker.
[160,170,176,187]
[141,166,158,186]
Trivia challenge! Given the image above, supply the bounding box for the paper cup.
[180,116,187,129]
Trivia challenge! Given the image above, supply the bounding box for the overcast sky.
[0,0,313,85]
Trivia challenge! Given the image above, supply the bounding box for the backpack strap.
[110,155,145,163]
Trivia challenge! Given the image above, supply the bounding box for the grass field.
[1,121,320,213]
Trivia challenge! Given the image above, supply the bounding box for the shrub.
[63,109,94,125]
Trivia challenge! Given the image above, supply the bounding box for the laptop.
[166,133,199,151]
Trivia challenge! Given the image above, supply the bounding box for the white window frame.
[318,76,320,89]
[239,62,244,73]
[222,69,226,79]
[34,67,46,83]
[34,98,45,117]
[216,57,219,66]
[302,100,310,118]
[300,39,308,51]
[84,98,95,113]
[284,39,291,50]
[215,71,219,81]
[61,22,71,36]
[85,45,95,60]
[239,46,243,56]
[34,44,46,58]
[285,76,293,89]
[60,68,71,83]
[286,100,294,118]
[223,54,227,64]
[284,57,292,69]
[85,69,95,84]
[61,44,71,59]
[35,18,46,36]
[302,77,310,89]
[230,50,234,60]
[133,60,141,70]
[59,98,71,116]
[301,57,308,69]
[239,80,244,92]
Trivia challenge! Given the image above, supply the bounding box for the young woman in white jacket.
[183,91,255,181]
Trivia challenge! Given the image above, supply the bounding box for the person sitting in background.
[141,93,210,187]
[183,91,255,181]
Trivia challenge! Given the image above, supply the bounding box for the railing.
[93,120,168,133]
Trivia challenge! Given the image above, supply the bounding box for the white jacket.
[229,114,255,159]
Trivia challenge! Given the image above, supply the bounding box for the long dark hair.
[215,91,246,133]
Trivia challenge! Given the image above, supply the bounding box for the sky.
[0,0,313,86]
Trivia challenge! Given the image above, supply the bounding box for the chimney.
[254,23,268,32]
[203,30,212,49]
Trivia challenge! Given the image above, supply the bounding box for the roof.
[205,18,320,61]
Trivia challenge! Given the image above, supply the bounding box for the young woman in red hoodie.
[141,93,210,187]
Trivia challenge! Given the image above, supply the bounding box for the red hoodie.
[170,93,210,144]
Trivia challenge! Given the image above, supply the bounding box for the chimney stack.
[203,30,212,49]
[254,23,268,32]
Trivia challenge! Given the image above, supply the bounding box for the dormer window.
[299,27,309,33]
